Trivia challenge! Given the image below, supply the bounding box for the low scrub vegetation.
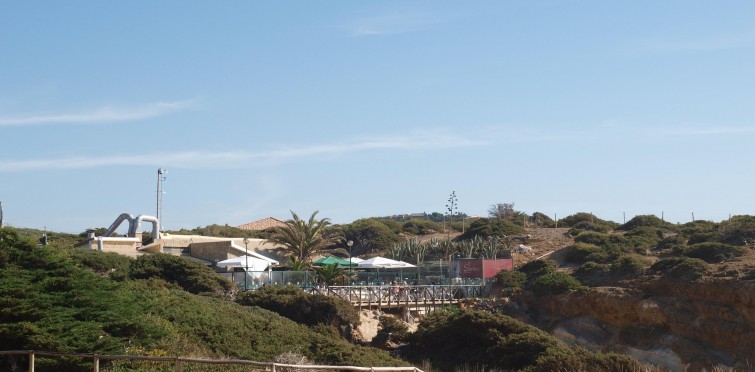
[681,242,746,263]
[403,309,641,371]
[236,285,360,338]
[0,228,405,370]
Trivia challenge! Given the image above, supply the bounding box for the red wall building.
[455,258,513,278]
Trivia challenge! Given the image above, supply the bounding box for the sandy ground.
[357,310,418,342]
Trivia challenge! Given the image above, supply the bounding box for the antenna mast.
[156,168,166,232]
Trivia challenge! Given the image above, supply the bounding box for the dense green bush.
[519,260,556,279]
[649,257,709,280]
[342,219,401,254]
[567,221,612,236]
[128,253,232,295]
[682,242,746,263]
[573,231,611,246]
[530,212,556,228]
[679,220,718,245]
[563,243,602,264]
[376,315,409,343]
[236,285,359,337]
[617,215,676,231]
[530,272,584,295]
[573,262,611,284]
[717,215,755,246]
[557,213,618,229]
[656,235,686,252]
[609,255,651,276]
[494,270,527,290]
[69,249,132,280]
[0,229,404,369]
[168,224,266,239]
[401,219,442,235]
[456,218,525,241]
[405,309,639,371]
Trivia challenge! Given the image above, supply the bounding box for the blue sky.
[1,1,754,233]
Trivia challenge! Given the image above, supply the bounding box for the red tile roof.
[237,217,287,231]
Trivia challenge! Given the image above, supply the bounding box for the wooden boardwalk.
[306,285,482,312]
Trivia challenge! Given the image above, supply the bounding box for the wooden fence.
[0,350,424,372]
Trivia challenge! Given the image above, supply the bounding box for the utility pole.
[156,168,166,232]
[0,201,4,229]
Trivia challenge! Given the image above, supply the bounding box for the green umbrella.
[313,256,357,267]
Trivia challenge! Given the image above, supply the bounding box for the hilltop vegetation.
[0,227,404,371]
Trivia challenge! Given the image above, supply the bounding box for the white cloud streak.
[0,132,487,172]
[0,99,199,126]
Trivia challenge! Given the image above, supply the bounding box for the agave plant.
[406,239,430,264]
[481,235,499,259]
[389,243,406,261]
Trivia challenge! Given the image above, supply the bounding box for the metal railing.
[305,285,481,310]
[0,350,424,372]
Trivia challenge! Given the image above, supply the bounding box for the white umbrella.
[357,257,416,284]
[216,255,271,271]
[357,256,416,269]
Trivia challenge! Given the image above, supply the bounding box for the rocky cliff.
[514,277,755,370]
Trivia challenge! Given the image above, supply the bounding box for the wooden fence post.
[28,351,34,372]
[93,354,99,372]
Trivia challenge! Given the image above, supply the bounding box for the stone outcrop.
[516,278,755,370]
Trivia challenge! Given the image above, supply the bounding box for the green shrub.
[236,285,359,337]
[530,272,583,295]
[573,231,611,246]
[495,270,527,290]
[128,253,232,295]
[405,309,638,371]
[563,243,602,264]
[609,255,651,276]
[567,221,611,236]
[657,235,686,252]
[70,250,132,280]
[531,212,556,228]
[573,261,611,283]
[401,219,442,235]
[376,315,409,342]
[527,347,643,372]
[519,260,556,279]
[557,213,618,229]
[682,242,746,263]
[618,215,675,231]
[717,215,755,246]
[456,218,525,241]
[679,220,718,245]
[343,219,401,254]
[649,257,709,280]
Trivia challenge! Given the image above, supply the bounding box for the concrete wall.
[189,241,234,262]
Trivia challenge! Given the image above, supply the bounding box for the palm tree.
[269,210,340,265]
[314,263,347,286]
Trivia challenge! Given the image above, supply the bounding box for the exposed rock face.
[518,278,755,370]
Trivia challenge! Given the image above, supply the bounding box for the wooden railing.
[0,350,424,372]
[305,285,481,310]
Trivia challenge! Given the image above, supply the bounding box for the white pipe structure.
[102,213,160,240]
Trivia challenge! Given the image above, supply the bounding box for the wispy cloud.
[0,99,200,126]
[0,132,487,172]
[346,13,446,36]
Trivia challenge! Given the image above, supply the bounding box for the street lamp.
[347,240,354,284]
[243,238,250,291]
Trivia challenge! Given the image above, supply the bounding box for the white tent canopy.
[216,255,272,271]
[348,257,364,263]
[230,242,280,265]
[357,256,416,269]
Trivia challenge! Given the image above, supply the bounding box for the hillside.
[0,227,404,371]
